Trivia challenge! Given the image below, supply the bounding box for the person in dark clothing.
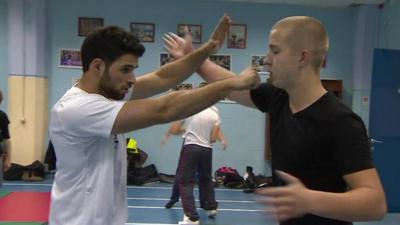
[163,15,386,225]
[0,90,11,183]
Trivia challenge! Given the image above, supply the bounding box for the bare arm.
[112,71,259,134]
[307,168,386,221]
[163,30,256,107]
[211,125,228,150]
[199,61,256,107]
[257,169,386,222]
[161,120,185,146]
[168,120,185,135]
[131,15,232,99]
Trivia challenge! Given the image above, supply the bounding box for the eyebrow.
[123,65,138,69]
[269,44,278,49]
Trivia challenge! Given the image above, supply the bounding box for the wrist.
[204,40,219,54]
[306,189,320,215]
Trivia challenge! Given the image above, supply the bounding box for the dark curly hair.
[81,26,145,72]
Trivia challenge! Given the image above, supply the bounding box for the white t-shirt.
[49,87,127,225]
[183,106,221,148]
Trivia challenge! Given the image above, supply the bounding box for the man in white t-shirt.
[162,103,227,225]
[49,15,260,225]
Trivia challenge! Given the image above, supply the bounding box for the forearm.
[308,188,386,221]
[159,79,234,123]
[197,59,236,82]
[149,42,216,94]
[218,130,226,143]
[168,121,185,135]
[197,60,255,106]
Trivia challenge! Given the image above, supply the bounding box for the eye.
[122,67,133,74]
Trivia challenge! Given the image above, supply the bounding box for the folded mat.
[0,192,50,222]
[0,191,11,199]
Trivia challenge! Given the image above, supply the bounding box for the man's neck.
[287,72,326,114]
[76,73,100,95]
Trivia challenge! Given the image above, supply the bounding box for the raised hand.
[256,170,311,222]
[163,26,193,59]
[207,14,232,53]
[163,14,231,58]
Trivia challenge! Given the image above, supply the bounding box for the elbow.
[369,196,387,221]
[157,105,180,124]
[374,200,387,220]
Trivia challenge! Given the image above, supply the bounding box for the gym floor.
[1,174,399,225]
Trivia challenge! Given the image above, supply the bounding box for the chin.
[110,94,124,101]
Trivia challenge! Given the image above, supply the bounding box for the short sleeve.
[211,106,221,126]
[331,113,374,175]
[250,83,286,113]
[59,96,125,138]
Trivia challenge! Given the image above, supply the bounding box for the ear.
[298,49,311,67]
[89,58,106,74]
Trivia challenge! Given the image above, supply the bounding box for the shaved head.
[272,16,329,69]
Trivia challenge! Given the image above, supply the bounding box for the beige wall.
[8,75,48,165]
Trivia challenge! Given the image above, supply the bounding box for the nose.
[128,74,136,87]
[264,52,272,65]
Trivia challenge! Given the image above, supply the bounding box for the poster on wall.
[160,52,173,66]
[170,83,194,92]
[228,24,247,49]
[177,24,202,44]
[209,54,231,71]
[78,17,104,36]
[59,49,82,69]
[250,55,268,74]
[130,22,155,43]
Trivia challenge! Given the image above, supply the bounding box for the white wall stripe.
[2,183,244,192]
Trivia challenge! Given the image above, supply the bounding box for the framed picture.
[160,53,173,66]
[130,22,155,43]
[59,49,82,68]
[177,24,202,44]
[251,55,270,82]
[78,17,104,36]
[228,24,247,49]
[209,54,231,71]
[250,55,267,72]
[172,83,193,91]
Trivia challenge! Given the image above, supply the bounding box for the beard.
[99,71,125,100]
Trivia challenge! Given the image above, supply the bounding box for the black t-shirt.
[0,110,10,154]
[250,83,373,225]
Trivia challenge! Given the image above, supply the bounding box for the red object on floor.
[0,192,50,222]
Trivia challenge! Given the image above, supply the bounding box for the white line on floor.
[128,197,256,203]
[126,223,176,225]
[128,205,263,212]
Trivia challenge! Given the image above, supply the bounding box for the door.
[369,48,400,212]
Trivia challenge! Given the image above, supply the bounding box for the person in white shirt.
[162,99,227,225]
[48,15,260,225]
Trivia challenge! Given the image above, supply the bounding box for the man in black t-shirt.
[163,16,387,225]
[0,90,11,173]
